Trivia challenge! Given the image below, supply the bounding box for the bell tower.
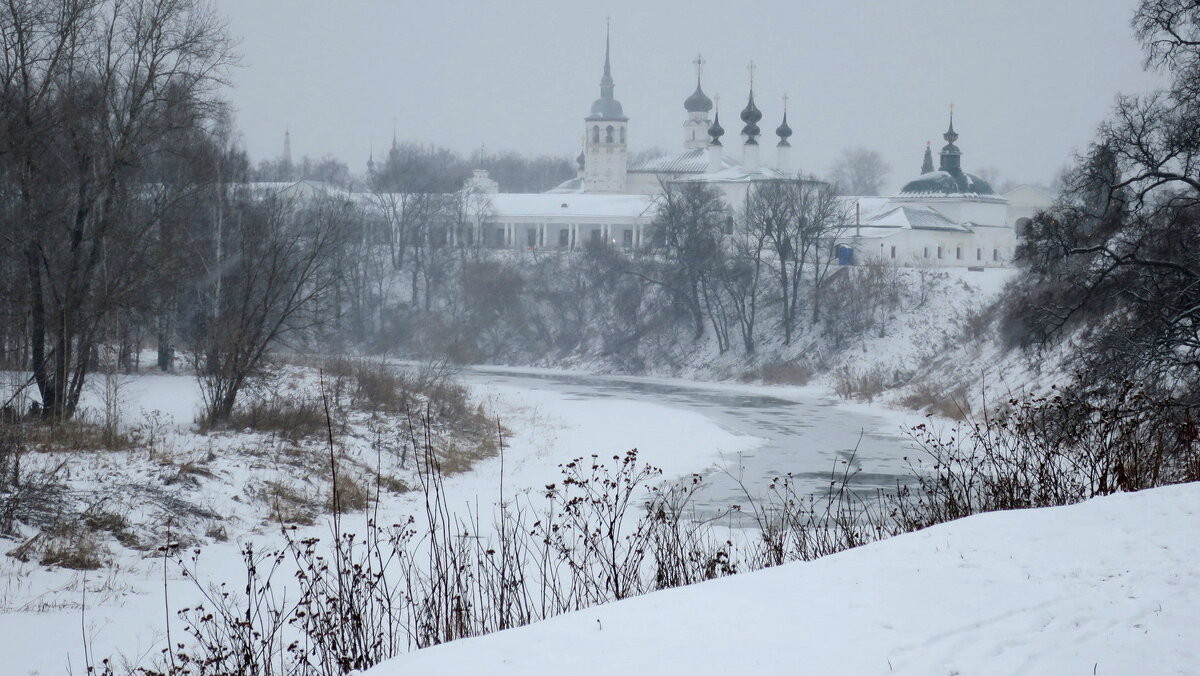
[583,20,628,193]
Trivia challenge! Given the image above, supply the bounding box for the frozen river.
[457,366,922,520]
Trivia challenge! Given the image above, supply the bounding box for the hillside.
[367,482,1200,675]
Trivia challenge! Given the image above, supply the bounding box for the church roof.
[862,205,972,232]
[898,170,996,197]
[627,148,737,174]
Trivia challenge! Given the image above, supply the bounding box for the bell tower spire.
[582,19,628,192]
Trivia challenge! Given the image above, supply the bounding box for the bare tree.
[196,190,352,424]
[0,0,233,419]
[829,147,891,196]
[648,180,729,341]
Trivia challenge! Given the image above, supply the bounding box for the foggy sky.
[212,0,1162,192]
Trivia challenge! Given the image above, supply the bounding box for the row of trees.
[0,0,361,425]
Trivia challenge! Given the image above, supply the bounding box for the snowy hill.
[366,483,1200,676]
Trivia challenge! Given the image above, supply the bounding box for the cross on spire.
[747,60,756,91]
[693,54,705,80]
[782,93,788,113]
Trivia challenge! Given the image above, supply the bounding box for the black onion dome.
[775,112,792,140]
[576,150,585,169]
[740,93,761,140]
[708,111,725,145]
[685,79,713,113]
[740,93,762,124]
[899,171,995,196]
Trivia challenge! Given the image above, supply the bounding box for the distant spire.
[283,128,292,164]
[921,141,934,173]
[600,17,614,98]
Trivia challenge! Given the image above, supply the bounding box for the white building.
[473,29,1048,264]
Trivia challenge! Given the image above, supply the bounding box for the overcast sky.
[212,0,1162,192]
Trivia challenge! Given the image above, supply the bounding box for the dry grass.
[223,396,328,441]
[261,480,319,526]
[899,382,972,420]
[742,359,814,385]
[832,365,892,402]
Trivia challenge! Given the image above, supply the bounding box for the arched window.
[591,126,600,143]
[937,246,943,259]
[993,249,999,261]
[606,125,614,143]
[620,127,626,144]
[976,248,982,260]
[956,246,962,260]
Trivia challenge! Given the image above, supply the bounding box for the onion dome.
[775,111,792,147]
[685,78,713,113]
[740,92,762,142]
[576,150,585,170]
[708,111,725,146]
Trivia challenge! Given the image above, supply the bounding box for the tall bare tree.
[0,0,233,419]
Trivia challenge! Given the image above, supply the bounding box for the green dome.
[899,170,995,196]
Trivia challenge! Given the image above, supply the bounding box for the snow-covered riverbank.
[367,481,1200,676]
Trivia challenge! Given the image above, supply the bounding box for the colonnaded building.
[421,29,1053,267]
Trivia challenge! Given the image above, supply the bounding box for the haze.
[212,0,1161,191]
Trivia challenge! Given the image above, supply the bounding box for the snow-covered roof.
[490,192,656,220]
[863,205,972,232]
[628,148,738,174]
[673,165,805,184]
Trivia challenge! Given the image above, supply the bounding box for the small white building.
[841,118,1021,268]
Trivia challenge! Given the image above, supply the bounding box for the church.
[470,28,1042,267]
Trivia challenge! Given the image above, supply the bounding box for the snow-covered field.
[367,482,1200,676]
[0,366,767,675]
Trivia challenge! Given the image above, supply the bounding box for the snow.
[0,366,765,675]
[366,482,1200,676]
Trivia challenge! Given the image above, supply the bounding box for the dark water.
[459,367,921,521]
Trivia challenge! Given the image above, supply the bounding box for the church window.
[923,247,929,258]
[993,248,999,261]
[620,127,626,143]
[937,246,943,259]
[890,245,896,259]
[592,126,600,143]
[977,248,982,260]
[606,125,614,143]
[956,246,962,260]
